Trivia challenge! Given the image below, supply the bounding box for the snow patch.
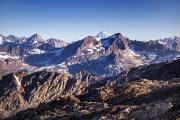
[86,48,94,54]
[0,36,3,44]
[158,41,166,45]
[5,39,14,43]
[0,52,19,59]
[95,31,110,40]
[127,48,141,57]
[29,49,46,54]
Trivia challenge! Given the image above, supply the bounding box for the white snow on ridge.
[32,62,68,73]
[0,52,19,59]
[158,40,166,45]
[29,49,46,55]
[95,31,110,40]
[86,48,94,54]
[5,39,14,43]
[0,36,3,44]
[127,48,141,57]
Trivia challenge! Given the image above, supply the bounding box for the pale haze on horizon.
[0,0,180,42]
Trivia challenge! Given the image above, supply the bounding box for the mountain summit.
[95,31,110,40]
[27,34,43,45]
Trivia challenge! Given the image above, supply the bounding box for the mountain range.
[0,32,180,78]
[0,32,180,119]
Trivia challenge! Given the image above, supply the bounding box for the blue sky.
[0,0,180,42]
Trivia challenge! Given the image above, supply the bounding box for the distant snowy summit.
[95,31,110,40]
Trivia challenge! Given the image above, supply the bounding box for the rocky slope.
[0,59,179,119]
[0,70,100,118]
[0,34,67,77]
[0,58,28,80]
[0,34,67,56]
[3,79,180,120]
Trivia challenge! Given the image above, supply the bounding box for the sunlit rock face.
[0,59,179,119]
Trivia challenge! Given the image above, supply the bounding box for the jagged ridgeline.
[0,33,180,78]
[0,59,180,119]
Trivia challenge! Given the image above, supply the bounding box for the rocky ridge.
[0,59,179,119]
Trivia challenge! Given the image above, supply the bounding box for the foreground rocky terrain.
[0,59,179,120]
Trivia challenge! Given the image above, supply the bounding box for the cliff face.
[0,70,99,118]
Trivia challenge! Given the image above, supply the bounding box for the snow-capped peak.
[95,31,110,40]
[27,34,43,45]
[30,34,42,40]
[0,35,3,45]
